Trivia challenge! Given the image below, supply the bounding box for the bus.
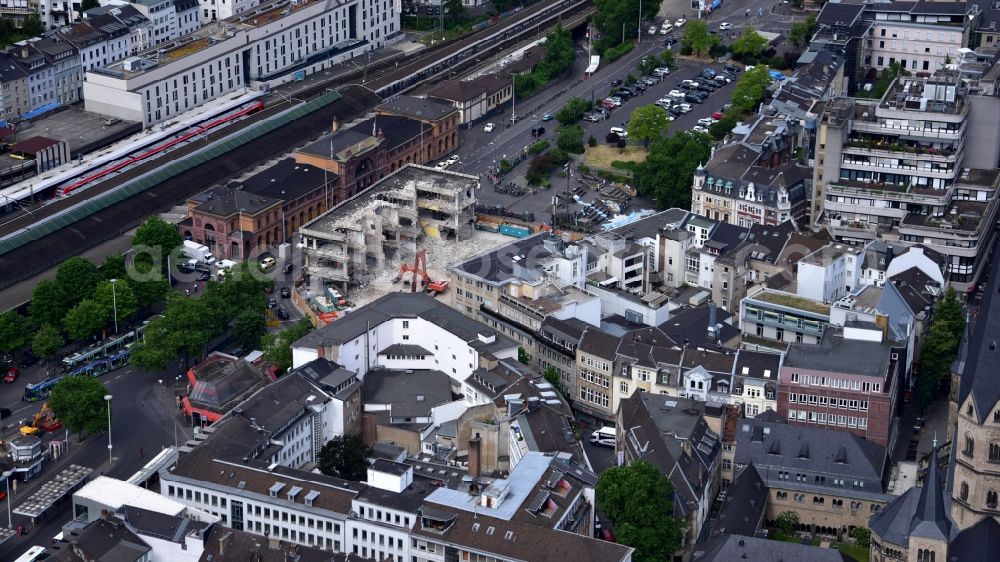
[13,546,48,562]
[24,321,154,402]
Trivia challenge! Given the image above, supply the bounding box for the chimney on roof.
[330,117,339,132]
[708,302,717,339]
[469,436,482,479]
[218,531,233,557]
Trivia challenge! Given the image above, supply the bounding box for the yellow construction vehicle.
[20,402,62,436]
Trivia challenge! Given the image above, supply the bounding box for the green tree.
[0,310,29,355]
[262,318,314,372]
[934,287,964,340]
[592,0,658,53]
[556,124,585,154]
[129,275,171,309]
[32,324,64,363]
[730,26,767,62]
[21,13,43,36]
[681,20,718,56]
[100,254,128,281]
[56,256,101,308]
[234,309,266,351]
[133,216,183,255]
[633,132,711,208]
[443,0,464,21]
[596,460,685,562]
[637,54,659,76]
[318,435,371,481]
[709,113,739,140]
[789,14,817,47]
[518,347,530,364]
[556,97,591,125]
[731,65,772,114]
[626,104,670,148]
[48,375,109,438]
[851,526,871,548]
[31,280,69,328]
[915,320,957,410]
[92,280,138,331]
[776,510,800,537]
[63,300,107,342]
[543,366,561,391]
[130,295,217,370]
[659,48,675,69]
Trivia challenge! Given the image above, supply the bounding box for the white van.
[590,426,616,447]
[660,23,673,35]
[259,256,276,270]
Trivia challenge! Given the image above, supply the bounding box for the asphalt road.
[0,362,190,559]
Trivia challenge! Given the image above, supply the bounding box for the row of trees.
[915,288,964,410]
[515,25,575,98]
[130,260,271,370]
[0,14,44,49]
[592,0,658,57]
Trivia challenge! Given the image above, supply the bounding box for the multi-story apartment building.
[574,326,616,423]
[0,53,29,120]
[951,243,1000,530]
[735,415,892,537]
[691,116,812,229]
[867,1,969,75]
[85,0,399,126]
[779,323,904,448]
[814,71,1000,290]
[618,393,722,555]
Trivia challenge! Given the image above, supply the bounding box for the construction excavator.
[393,249,430,292]
[20,402,62,436]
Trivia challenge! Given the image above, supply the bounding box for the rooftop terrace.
[747,289,831,315]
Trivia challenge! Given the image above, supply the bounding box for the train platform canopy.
[10,136,60,156]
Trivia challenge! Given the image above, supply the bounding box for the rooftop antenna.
[933,431,938,449]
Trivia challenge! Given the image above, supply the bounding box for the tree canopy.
[730,65,772,114]
[32,324,64,361]
[592,0,658,53]
[318,435,370,481]
[262,318,315,372]
[0,310,29,355]
[92,280,138,329]
[681,20,719,56]
[48,375,110,437]
[730,27,767,62]
[627,104,670,148]
[63,300,107,342]
[789,14,817,47]
[633,131,712,208]
[596,460,685,562]
[915,289,965,411]
[516,26,574,98]
[56,257,102,309]
[133,216,183,256]
[556,124,585,154]
[556,97,591,125]
[31,279,69,328]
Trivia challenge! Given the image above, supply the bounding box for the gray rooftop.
[292,292,516,358]
[377,95,457,121]
[362,369,453,419]
[958,242,1000,424]
[734,417,889,500]
[451,232,566,285]
[783,328,896,378]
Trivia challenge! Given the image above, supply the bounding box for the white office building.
[85,0,400,126]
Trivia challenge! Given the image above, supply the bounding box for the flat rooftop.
[746,289,831,316]
[879,76,967,116]
[0,109,136,172]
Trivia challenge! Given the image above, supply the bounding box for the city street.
[0,362,190,560]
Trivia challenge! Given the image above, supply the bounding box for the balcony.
[305,245,348,261]
[850,118,965,141]
[498,294,548,322]
[842,138,962,162]
[826,181,952,206]
[840,159,958,181]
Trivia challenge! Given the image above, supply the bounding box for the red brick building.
[778,322,905,448]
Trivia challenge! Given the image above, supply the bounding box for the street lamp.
[104,395,113,466]
[2,469,12,529]
[109,279,118,335]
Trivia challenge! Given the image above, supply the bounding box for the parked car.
[4,367,17,383]
[484,122,495,133]
[676,103,692,113]
[712,111,725,120]
[541,113,553,121]
[434,161,449,170]
[692,125,709,134]
[446,154,460,165]
[675,17,687,27]
[611,79,623,87]
[668,107,684,117]
[680,79,698,89]
[698,117,718,127]
[268,298,277,308]
[648,25,658,35]
[701,68,717,79]
[277,308,290,320]
[719,22,733,30]
[725,63,740,73]
[697,83,717,92]
[684,93,704,104]
[769,70,787,81]
[714,75,731,85]
[19,353,37,369]
[583,114,602,122]
[280,287,291,298]
[664,37,677,47]
[609,126,628,137]
[659,23,673,34]
[668,89,686,100]
[653,67,670,77]
[283,263,293,274]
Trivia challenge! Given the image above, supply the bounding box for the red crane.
[393,249,429,292]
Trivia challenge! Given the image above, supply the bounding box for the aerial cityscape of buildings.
[0,0,998,561]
